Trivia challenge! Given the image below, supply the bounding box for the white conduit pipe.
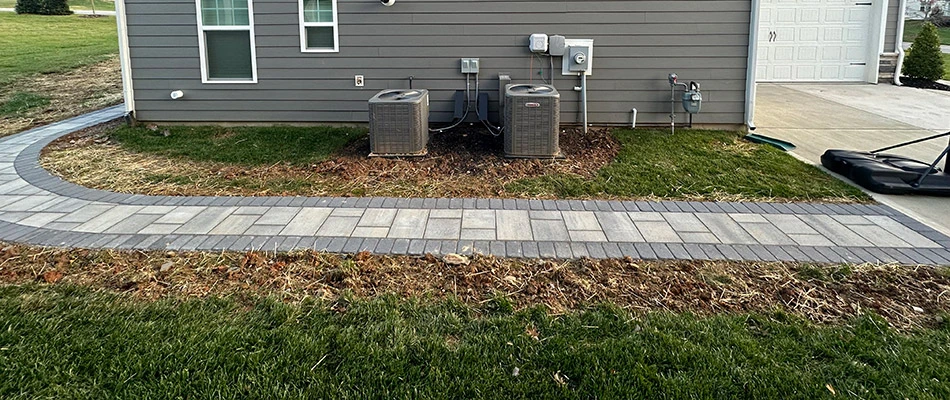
[581,73,588,133]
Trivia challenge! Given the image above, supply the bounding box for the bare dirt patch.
[42,123,619,198]
[1,243,946,331]
[0,57,121,137]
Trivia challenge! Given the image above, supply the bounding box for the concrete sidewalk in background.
[755,83,950,236]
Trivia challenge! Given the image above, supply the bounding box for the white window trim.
[195,0,259,84]
[298,0,339,53]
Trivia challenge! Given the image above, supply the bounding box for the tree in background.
[14,0,72,15]
[903,22,946,81]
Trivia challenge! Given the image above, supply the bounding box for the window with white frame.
[196,0,257,83]
[299,0,339,52]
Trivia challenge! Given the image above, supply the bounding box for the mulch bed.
[899,76,950,91]
[1,244,947,331]
[42,122,619,198]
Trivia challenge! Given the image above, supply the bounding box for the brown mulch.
[42,122,618,198]
[0,57,122,138]
[900,76,950,92]
[1,243,947,331]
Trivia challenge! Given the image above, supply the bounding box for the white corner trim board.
[114,0,135,114]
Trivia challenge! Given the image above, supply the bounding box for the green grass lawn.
[113,125,368,166]
[905,20,950,45]
[0,13,117,87]
[507,129,869,202]
[1,284,947,399]
[0,0,114,11]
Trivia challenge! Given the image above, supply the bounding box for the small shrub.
[903,22,945,81]
[14,0,72,15]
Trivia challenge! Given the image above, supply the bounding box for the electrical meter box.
[529,33,548,53]
[682,90,702,114]
[568,46,590,73]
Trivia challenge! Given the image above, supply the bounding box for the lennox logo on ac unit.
[524,102,541,108]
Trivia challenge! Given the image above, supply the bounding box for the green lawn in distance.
[0,13,117,87]
[904,20,950,46]
[1,285,948,399]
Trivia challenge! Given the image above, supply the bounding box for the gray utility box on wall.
[368,89,429,157]
[504,84,560,158]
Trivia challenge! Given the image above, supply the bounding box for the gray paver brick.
[280,208,332,236]
[506,242,524,258]
[531,219,569,241]
[798,215,872,247]
[388,209,429,238]
[461,228,495,240]
[739,222,795,245]
[316,216,360,237]
[104,214,164,234]
[538,242,557,258]
[496,210,532,240]
[865,215,940,248]
[602,242,623,258]
[424,218,461,239]
[352,227,390,238]
[407,239,427,255]
[846,224,911,248]
[651,243,674,259]
[561,211,601,231]
[522,242,540,258]
[764,214,818,235]
[663,213,708,232]
[634,221,680,243]
[696,214,756,244]
[678,232,720,244]
[209,215,260,235]
[554,242,573,258]
[462,210,495,229]
[595,212,643,242]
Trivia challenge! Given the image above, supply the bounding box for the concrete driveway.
[755,83,950,235]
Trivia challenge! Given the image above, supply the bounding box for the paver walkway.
[2,106,950,265]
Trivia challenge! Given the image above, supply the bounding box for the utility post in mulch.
[902,21,949,90]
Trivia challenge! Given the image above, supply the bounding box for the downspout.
[744,0,761,131]
[894,0,907,85]
[115,0,135,115]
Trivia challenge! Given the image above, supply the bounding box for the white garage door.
[757,0,873,82]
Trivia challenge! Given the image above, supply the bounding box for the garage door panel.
[757,0,872,82]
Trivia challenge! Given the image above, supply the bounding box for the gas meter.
[682,81,701,114]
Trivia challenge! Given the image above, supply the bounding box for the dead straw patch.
[0,243,946,332]
[0,57,122,138]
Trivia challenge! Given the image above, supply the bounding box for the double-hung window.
[299,0,339,52]
[196,0,258,83]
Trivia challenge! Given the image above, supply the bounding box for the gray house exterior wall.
[125,0,751,127]
[885,0,903,51]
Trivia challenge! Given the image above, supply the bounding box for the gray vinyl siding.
[126,0,751,126]
[884,0,902,51]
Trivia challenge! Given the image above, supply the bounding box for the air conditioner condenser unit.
[504,84,560,158]
[368,89,429,156]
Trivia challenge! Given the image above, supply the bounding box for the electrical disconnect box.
[461,58,480,74]
[529,33,549,53]
[548,35,567,56]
